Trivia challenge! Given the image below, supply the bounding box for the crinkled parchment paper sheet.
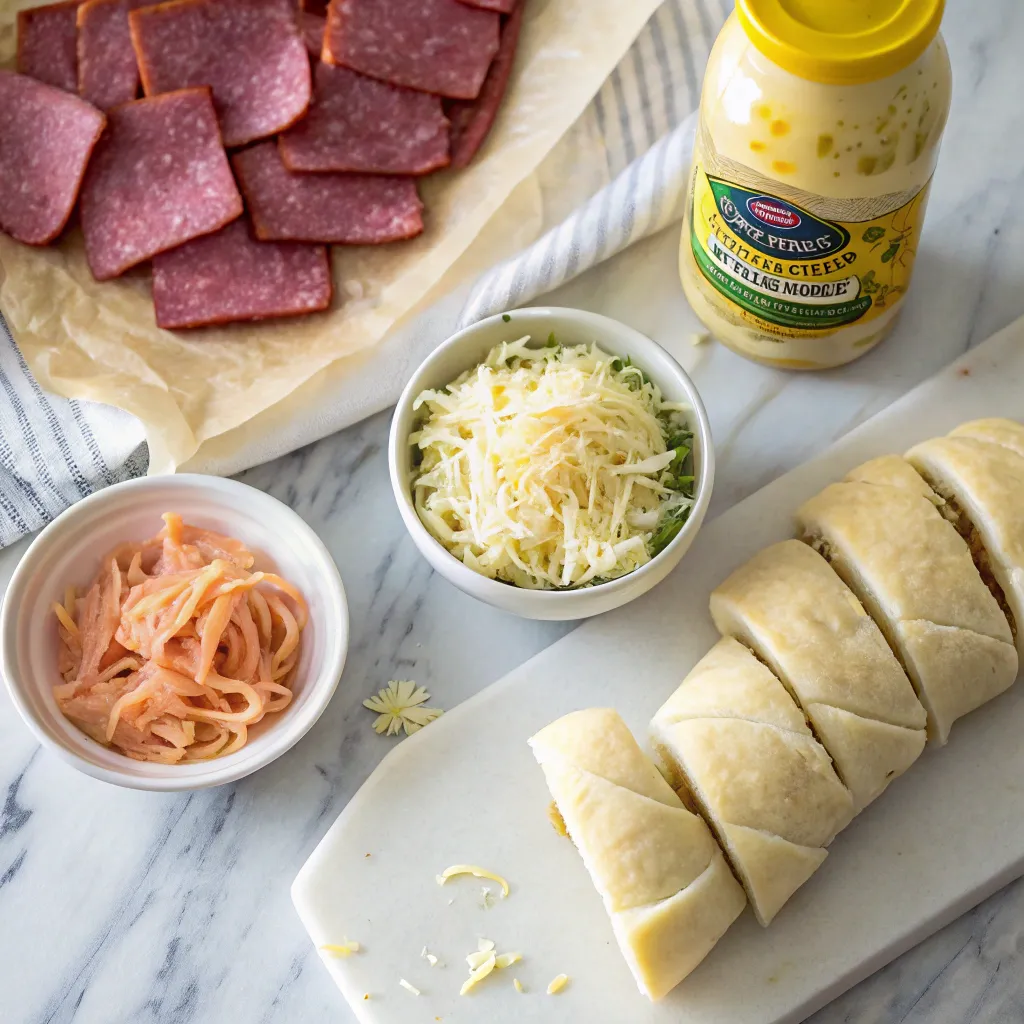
[0,0,663,472]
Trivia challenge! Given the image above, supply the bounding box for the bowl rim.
[0,473,349,791]
[387,306,715,607]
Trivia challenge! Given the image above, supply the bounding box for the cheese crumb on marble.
[460,952,497,995]
[320,941,360,957]
[459,938,523,995]
[547,974,569,995]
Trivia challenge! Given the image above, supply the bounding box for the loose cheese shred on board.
[460,938,521,995]
[410,338,695,589]
[53,513,306,763]
[399,979,421,996]
[547,973,569,995]
[321,941,360,956]
[436,864,510,896]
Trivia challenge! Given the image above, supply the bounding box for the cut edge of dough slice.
[612,846,747,999]
[717,822,827,927]
[805,703,925,811]
[905,435,1023,658]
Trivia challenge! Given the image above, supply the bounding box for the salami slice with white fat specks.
[129,0,311,147]
[232,142,423,245]
[0,71,106,246]
[279,63,449,175]
[152,218,332,329]
[77,0,161,112]
[446,0,523,169]
[17,0,82,94]
[456,0,517,13]
[323,0,500,100]
[80,87,243,280]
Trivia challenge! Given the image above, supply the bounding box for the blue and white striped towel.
[0,0,728,548]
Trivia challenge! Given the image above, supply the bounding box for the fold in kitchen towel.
[0,0,729,547]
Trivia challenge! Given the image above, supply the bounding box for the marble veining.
[2,0,1024,1019]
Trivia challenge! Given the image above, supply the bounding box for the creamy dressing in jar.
[680,0,951,369]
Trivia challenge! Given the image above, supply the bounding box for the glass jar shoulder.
[699,14,952,201]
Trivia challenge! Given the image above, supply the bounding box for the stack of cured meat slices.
[0,0,525,330]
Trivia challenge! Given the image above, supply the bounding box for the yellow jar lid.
[736,0,945,85]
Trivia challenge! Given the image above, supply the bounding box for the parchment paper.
[0,0,664,473]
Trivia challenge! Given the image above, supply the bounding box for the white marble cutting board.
[293,317,1024,1024]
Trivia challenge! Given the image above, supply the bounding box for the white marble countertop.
[3,1,1024,1021]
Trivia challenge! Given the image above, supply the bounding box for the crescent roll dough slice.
[710,540,927,812]
[529,709,745,1001]
[797,470,1017,745]
[949,417,1024,460]
[845,453,943,501]
[650,638,853,926]
[906,435,1024,656]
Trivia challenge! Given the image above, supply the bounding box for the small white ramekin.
[388,307,715,621]
[0,475,348,791]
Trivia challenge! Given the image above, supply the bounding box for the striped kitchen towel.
[0,0,729,548]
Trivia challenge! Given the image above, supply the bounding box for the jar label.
[689,166,928,335]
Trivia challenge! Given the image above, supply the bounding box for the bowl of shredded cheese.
[389,308,714,620]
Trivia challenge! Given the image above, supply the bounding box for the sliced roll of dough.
[650,638,853,926]
[710,540,927,812]
[797,465,1018,745]
[906,434,1024,656]
[529,708,746,1001]
[949,417,1024,459]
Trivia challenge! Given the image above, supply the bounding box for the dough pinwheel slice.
[529,708,746,1001]
[710,540,927,812]
[906,434,1024,657]
[797,466,1018,745]
[650,638,854,927]
[949,417,1024,460]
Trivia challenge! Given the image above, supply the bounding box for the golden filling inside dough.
[547,801,569,838]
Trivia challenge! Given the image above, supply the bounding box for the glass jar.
[679,0,952,369]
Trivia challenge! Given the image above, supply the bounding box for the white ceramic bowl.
[388,307,714,621]
[0,475,348,791]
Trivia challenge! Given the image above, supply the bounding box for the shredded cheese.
[436,864,510,897]
[399,979,421,996]
[460,953,496,995]
[320,941,360,957]
[547,973,569,995]
[410,339,694,589]
[459,938,522,995]
[513,978,525,993]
